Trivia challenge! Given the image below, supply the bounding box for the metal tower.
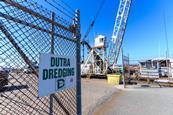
[108,0,132,66]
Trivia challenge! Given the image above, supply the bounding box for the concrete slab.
[82,79,120,115]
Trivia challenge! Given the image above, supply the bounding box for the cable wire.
[52,0,75,14]
[82,0,106,62]
[45,0,74,19]
[58,0,75,12]
[83,0,106,40]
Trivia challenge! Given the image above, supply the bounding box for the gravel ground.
[93,85,173,115]
[81,78,119,115]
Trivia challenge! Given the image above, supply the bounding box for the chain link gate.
[122,49,130,88]
[0,0,81,114]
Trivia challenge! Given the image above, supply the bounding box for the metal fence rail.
[0,0,81,114]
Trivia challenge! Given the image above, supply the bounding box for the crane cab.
[94,35,106,48]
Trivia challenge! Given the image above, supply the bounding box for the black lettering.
[58,69,63,77]
[71,68,74,76]
[57,79,65,89]
[55,57,58,67]
[67,68,71,76]
[63,68,67,77]
[51,57,55,67]
[54,69,58,78]
[59,58,63,66]
[67,59,70,66]
[43,69,48,80]
[63,58,66,66]
[49,69,54,79]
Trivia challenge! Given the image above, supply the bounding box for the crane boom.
[108,0,132,66]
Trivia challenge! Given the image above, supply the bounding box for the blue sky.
[38,0,173,63]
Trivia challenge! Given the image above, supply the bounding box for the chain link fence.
[122,51,130,87]
[0,0,81,114]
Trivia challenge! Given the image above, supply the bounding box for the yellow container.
[107,74,121,85]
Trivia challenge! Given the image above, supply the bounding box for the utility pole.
[163,7,170,78]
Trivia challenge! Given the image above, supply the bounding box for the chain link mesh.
[0,0,78,114]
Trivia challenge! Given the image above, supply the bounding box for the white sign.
[38,53,76,97]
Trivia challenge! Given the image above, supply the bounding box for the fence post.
[122,48,126,88]
[49,11,55,115]
[128,54,130,80]
[75,9,81,115]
